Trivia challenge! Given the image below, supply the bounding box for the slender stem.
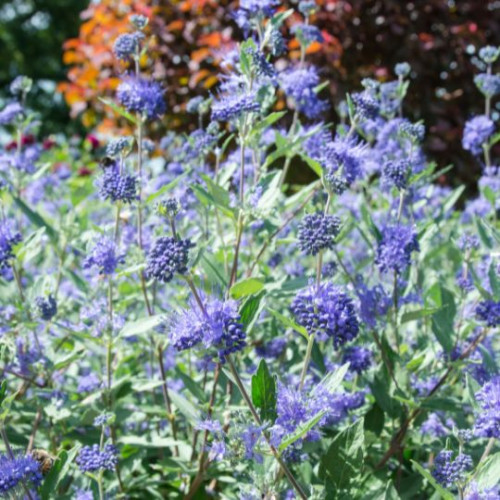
[299,334,315,391]
[480,437,495,463]
[157,345,179,456]
[393,270,400,353]
[97,470,105,500]
[228,213,244,289]
[226,356,308,500]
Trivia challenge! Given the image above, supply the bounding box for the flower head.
[432,450,472,488]
[298,213,341,256]
[97,161,137,204]
[169,297,246,361]
[0,453,42,494]
[474,376,500,438]
[146,237,193,283]
[106,137,133,157]
[76,444,118,473]
[211,92,260,122]
[0,103,23,126]
[117,77,166,120]
[291,283,359,347]
[342,346,372,374]
[280,67,328,119]
[476,300,500,327]
[35,295,57,321]
[375,224,419,274]
[463,115,495,156]
[83,237,125,275]
[113,32,143,60]
[0,221,21,270]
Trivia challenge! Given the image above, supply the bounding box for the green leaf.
[279,410,326,452]
[300,154,323,177]
[251,360,277,423]
[431,286,456,353]
[13,196,58,245]
[118,315,163,340]
[475,452,500,489]
[412,461,454,500]
[266,308,308,339]
[40,446,81,500]
[146,171,190,204]
[99,97,138,124]
[240,292,266,330]
[250,111,286,138]
[364,404,385,436]
[475,217,493,249]
[319,418,365,491]
[169,391,200,425]
[401,307,439,324]
[230,278,265,299]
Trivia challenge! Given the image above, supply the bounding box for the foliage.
[0,1,499,499]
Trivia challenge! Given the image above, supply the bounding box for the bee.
[99,156,116,169]
[31,449,55,475]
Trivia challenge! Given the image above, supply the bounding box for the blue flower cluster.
[0,222,21,270]
[76,444,118,472]
[146,237,193,283]
[280,67,328,119]
[291,283,359,347]
[35,295,57,321]
[297,213,341,255]
[83,237,125,275]
[97,160,137,204]
[432,450,472,488]
[0,453,42,494]
[170,298,246,361]
[476,300,500,327]
[117,77,166,120]
[375,224,419,274]
[474,376,500,438]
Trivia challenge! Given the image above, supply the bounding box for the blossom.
[117,77,166,120]
[297,213,341,255]
[83,237,125,275]
[432,450,472,488]
[420,413,449,438]
[474,73,500,98]
[291,283,359,347]
[35,295,57,321]
[382,159,412,190]
[280,67,328,119]
[169,297,246,361]
[113,32,143,60]
[375,224,419,274]
[255,337,287,359]
[465,482,500,500]
[211,92,260,122]
[395,62,411,77]
[271,381,363,452]
[146,237,193,283]
[0,453,42,494]
[342,346,372,374]
[106,137,132,157]
[323,135,365,193]
[474,376,500,438]
[76,444,118,472]
[0,102,23,126]
[462,115,495,155]
[0,221,21,270]
[97,161,137,204]
[476,300,500,327]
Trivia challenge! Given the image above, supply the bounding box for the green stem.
[227,356,308,500]
[299,334,315,391]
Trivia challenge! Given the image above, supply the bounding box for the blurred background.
[1,0,500,189]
